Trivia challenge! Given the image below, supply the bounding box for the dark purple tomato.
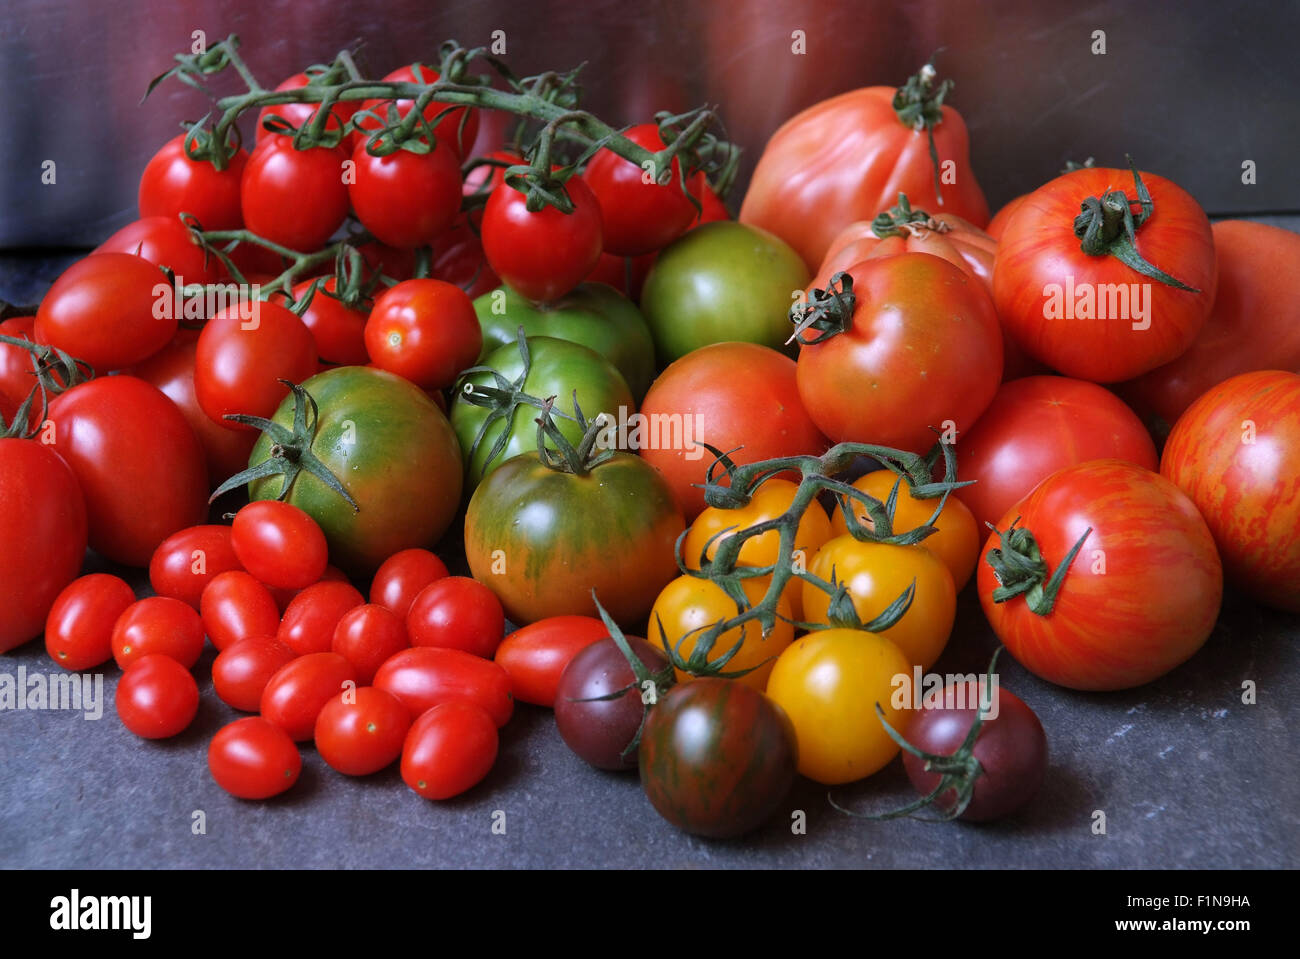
[553,636,668,770]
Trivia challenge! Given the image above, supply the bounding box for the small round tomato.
[332,604,410,685]
[149,525,243,609]
[241,136,349,252]
[372,646,513,727]
[406,577,505,659]
[350,138,462,248]
[429,214,500,299]
[365,279,481,390]
[116,654,200,740]
[94,216,223,286]
[494,615,610,707]
[260,652,357,742]
[44,574,135,671]
[200,570,281,652]
[231,501,329,590]
[369,548,450,619]
[292,277,370,366]
[208,717,302,800]
[553,636,668,770]
[357,63,480,159]
[401,701,498,800]
[481,179,604,304]
[314,686,412,776]
[0,316,41,420]
[138,134,248,231]
[581,123,698,256]
[212,636,297,712]
[111,596,206,670]
[257,72,359,144]
[277,580,365,656]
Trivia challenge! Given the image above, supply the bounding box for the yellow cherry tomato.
[765,627,913,784]
[649,575,793,690]
[829,470,980,590]
[801,536,955,669]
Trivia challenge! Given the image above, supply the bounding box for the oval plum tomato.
[35,253,174,371]
[0,439,87,654]
[369,548,449,619]
[357,63,480,159]
[241,136,349,252]
[401,701,498,800]
[372,646,513,727]
[350,138,462,248]
[795,253,1003,452]
[639,678,798,838]
[149,525,243,609]
[95,216,222,286]
[277,580,365,656]
[992,165,1216,382]
[365,279,481,391]
[429,214,500,299]
[581,123,698,256]
[978,459,1223,690]
[231,500,329,591]
[209,717,302,799]
[332,604,409,685]
[1161,370,1300,612]
[554,636,668,769]
[45,375,207,567]
[494,615,610,707]
[260,652,357,742]
[194,299,318,429]
[115,654,200,740]
[314,686,412,776]
[257,72,359,144]
[201,570,281,651]
[212,636,297,712]
[406,577,505,659]
[139,134,248,231]
[44,574,134,671]
[291,277,370,366]
[954,376,1158,534]
[480,178,603,304]
[111,597,206,670]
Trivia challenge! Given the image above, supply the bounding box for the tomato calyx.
[870,192,951,240]
[0,333,92,438]
[984,519,1092,616]
[891,60,955,205]
[531,394,615,476]
[787,272,856,346]
[805,568,917,633]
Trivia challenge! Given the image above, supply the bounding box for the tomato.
[554,636,669,769]
[212,636,297,712]
[115,654,200,740]
[639,678,798,838]
[0,439,87,653]
[954,376,1158,535]
[372,646,513,727]
[257,72,359,143]
[314,686,412,776]
[194,300,318,429]
[357,64,480,159]
[638,342,828,520]
[291,278,370,367]
[231,500,329,590]
[406,577,505,658]
[138,134,247,231]
[1161,370,1300,612]
[640,221,808,363]
[688,173,731,225]
[200,570,281,652]
[369,548,449,618]
[0,316,41,420]
[44,575,134,671]
[208,717,302,799]
[985,194,1028,242]
[583,253,656,303]
[429,214,500,300]
[260,652,357,742]
[111,596,206,670]
[277,580,365,655]
[241,136,349,252]
[494,615,610,707]
[401,701,499,800]
[332,604,410,685]
[150,525,243,609]
[480,179,604,304]
[581,123,698,256]
[245,367,463,575]
[358,240,417,285]
[45,375,207,567]
[350,138,462,248]
[473,282,656,401]
[978,460,1222,691]
[992,166,1216,382]
[364,279,481,390]
[95,216,222,286]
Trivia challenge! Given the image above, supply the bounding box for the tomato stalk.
[984,519,1092,616]
[870,192,951,239]
[0,334,92,439]
[891,60,955,205]
[530,395,615,475]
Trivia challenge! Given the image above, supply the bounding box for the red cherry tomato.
[401,701,498,800]
[277,580,365,656]
[111,596,206,670]
[212,636,297,712]
[94,216,222,286]
[116,654,199,739]
[481,179,604,304]
[257,72,359,144]
[291,277,370,366]
[332,604,410,685]
[314,686,413,776]
[231,501,329,590]
[582,123,698,256]
[241,136,349,252]
[44,574,136,671]
[139,134,248,231]
[369,548,450,619]
[0,316,42,424]
[208,717,302,799]
[373,646,513,726]
[200,570,281,652]
[260,652,357,742]
[364,279,482,390]
[349,138,462,248]
[148,525,243,609]
[430,215,500,299]
[493,615,610,707]
[406,576,505,659]
[357,64,479,159]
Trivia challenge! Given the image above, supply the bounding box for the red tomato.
[138,134,248,231]
[45,376,208,567]
[358,241,417,284]
[357,64,479,158]
[314,686,412,776]
[277,580,365,656]
[481,179,604,304]
[364,279,481,390]
[349,138,462,248]
[332,604,410,685]
[369,548,450,618]
[582,123,698,255]
[44,574,135,671]
[208,717,302,799]
[241,136,349,252]
[231,500,329,590]
[493,615,610,707]
[260,652,357,741]
[111,596,206,670]
[290,277,370,367]
[94,216,222,286]
[688,173,731,225]
[373,646,513,726]
[148,525,242,610]
[116,654,200,739]
[584,251,656,302]
[200,570,281,652]
[257,72,359,144]
[429,215,500,299]
[0,316,40,417]
[986,194,1029,241]
[406,577,505,659]
[401,701,498,800]
[212,636,297,712]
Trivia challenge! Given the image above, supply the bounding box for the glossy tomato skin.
[581,123,698,256]
[44,574,134,671]
[1161,370,1300,612]
[111,596,206,670]
[481,179,604,304]
[554,636,668,769]
[212,636,297,712]
[350,138,462,248]
[208,717,302,800]
[292,277,370,367]
[0,439,87,654]
[314,686,412,776]
[200,571,281,652]
[139,134,247,231]
[260,652,357,742]
[986,194,1028,241]
[46,376,207,567]
[148,524,241,609]
[978,460,1223,690]
[401,701,498,800]
[277,580,365,656]
[231,500,329,591]
[332,604,409,685]
[95,216,223,286]
[406,577,505,658]
[812,212,996,294]
[494,615,610,707]
[365,279,481,391]
[0,316,41,420]
[357,64,479,159]
[992,167,1216,383]
[257,72,359,145]
[369,548,449,619]
[639,678,798,838]
[373,646,513,727]
[116,655,200,739]
[241,136,349,252]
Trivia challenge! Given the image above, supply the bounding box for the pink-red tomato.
[116,654,200,739]
[493,615,611,707]
[208,717,302,799]
[111,596,206,670]
[401,701,499,800]
[260,652,357,742]
[314,686,413,776]
[44,574,135,671]
[212,636,298,712]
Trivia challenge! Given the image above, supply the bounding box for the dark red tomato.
[257,72,360,145]
[582,123,698,256]
[314,686,412,776]
[955,376,1158,534]
[35,253,175,371]
[44,574,135,671]
[584,251,655,302]
[481,179,604,304]
[462,149,522,201]
[554,636,666,770]
[194,299,318,429]
[225,242,290,280]
[406,577,505,659]
[200,570,281,652]
[364,279,481,390]
[291,277,370,366]
[0,439,87,654]
[495,615,610,707]
[45,375,207,567]
[401,701,498,799]
[139,134,248,231]
[688,172,731,225]
[260,652,357,742]
[373,646,513,727]
[358,241,417,284]
[332,604,410,685]
[369,548,450,619]
[241,136,349,252]
[639,678,798,838]
[208,717,302,799]
[231,500,329,590]
[148,525,242,610]
[357,64,479,159]
[277,580,365,656]
[115,654,200,739]
[349,138,462,248]
[94,216,222,286]
[430,215,500,299]
[212,636,297,712]
[111,596,205,670]
[0,316,40,416]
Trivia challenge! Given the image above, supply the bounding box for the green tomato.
[640,221,810,364]
[474,282,656,401]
